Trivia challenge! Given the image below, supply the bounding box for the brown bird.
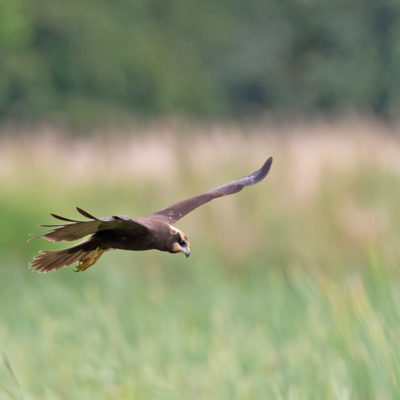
[29,157,272,273]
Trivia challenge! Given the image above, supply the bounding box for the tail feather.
[29,240,104,273]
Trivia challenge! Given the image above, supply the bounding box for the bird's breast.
[94,229,155,251]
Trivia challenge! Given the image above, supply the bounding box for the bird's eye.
[179,238,186,247]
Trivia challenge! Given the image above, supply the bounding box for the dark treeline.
[1,0,400,124]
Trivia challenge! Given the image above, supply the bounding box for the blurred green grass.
[1,125,400,399]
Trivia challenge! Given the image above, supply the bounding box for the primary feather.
[29,208,149,243]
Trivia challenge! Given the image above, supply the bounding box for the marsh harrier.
[29,158,272,272]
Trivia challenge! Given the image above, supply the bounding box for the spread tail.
[29,239,106,273]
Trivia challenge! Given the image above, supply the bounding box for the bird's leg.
[74,247,105,272]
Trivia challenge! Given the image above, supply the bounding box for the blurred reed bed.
[0,119,399,269]
[1,120,400,399]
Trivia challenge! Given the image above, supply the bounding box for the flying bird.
[29,157,272,272]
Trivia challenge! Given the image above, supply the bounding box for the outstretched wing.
[29,207,150,242]
[152,157,273,224]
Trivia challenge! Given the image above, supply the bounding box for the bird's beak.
[184,249,190,258]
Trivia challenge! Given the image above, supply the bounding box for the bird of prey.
[29,158,272,273]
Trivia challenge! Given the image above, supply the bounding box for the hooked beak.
[184,249,190,258]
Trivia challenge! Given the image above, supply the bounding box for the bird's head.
[169,226,191,257]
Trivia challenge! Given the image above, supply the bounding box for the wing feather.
[50,213,79,222]
[29,207,149,243]
[76,207,100,220]
[152,157,272,223]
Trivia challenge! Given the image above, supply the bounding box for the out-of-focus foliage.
[1,125,400,397]
[0,0,400,123]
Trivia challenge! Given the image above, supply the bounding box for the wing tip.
[50,213,78,222]
[253,156,273,183]
[76,207,99,220]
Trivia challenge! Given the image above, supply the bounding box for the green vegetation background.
[1,0,400,124]
[1,1,400,396]
[1,127,400,399]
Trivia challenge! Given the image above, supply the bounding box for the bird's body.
[29,157,272,272]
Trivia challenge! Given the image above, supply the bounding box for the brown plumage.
[29,157,273,272]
